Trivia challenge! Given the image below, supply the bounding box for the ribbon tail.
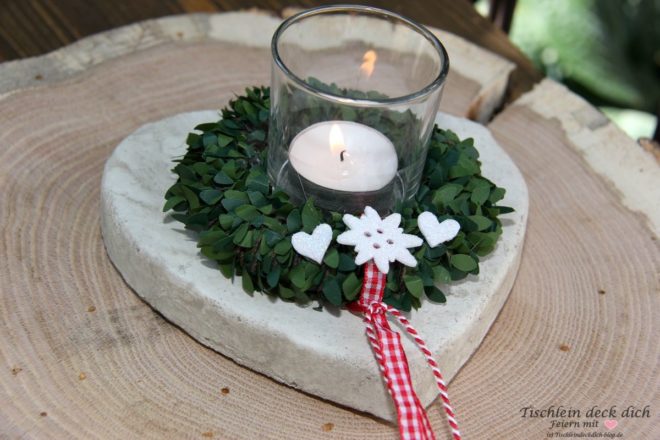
[368,312,435,440]
[358,260,462,440]
[387,307,463,440]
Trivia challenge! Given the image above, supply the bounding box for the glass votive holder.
[267,5,449,213]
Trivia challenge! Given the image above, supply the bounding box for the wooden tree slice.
[463,79,658,439]
[513,80,660,235]
[0,11,657,440]
[0,12,513,123]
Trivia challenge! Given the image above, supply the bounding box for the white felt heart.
[291,223,332,264]
[418,212,460,248]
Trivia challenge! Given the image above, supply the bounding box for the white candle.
[288,121,398,192]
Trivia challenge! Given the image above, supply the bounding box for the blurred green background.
[478,0,659,140]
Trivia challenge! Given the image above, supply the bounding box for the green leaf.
[186,132,201,148]
[246,171,269,194]
[174,164,196,182]
[258,236,270,255]
[180,185,200,209]
[322,278,342,306]
[248,130,265,142]
[219,214,235,230]
[470,185,490,205]
[262,216,287,234]
[258,204,273,215]
[252,214,265,228]
[450,254,478,272]
[266,266,281,288]
[199,189,223,205]
[173,212,207,231]
[212,235,234,252]
[289,265,306,289]
[221,161,238,179]
[213,171,234,185]
[496,206,514,214]
[304,262,320,279]
[286,209,302,233]
[489,187,506,204]
[220,199,242,213]
[274,239,292,255]
[217,134,233,147]
[202,132,217,148]
[235,204,259,221]
[467,215,492,231]
[232,223,249,244]
[242,101,256,117]
[432,183,463,206]
[418,261,435,287]
[425,285,446,303]
[338,253,356,272]
[467,231,498,256]
[342,272,362,301]
[340,107,357,120]
[219,262,234,278]
[198,230,227,246]
[427,168,445,189]
[432,265,452,284]
[264,230,283,247]
[195,122,218,131]
[237,230,254,248]
[192,163,214,176]
[247,191,268,207]
[163,196,185,212]
[448,194,470,215]
[200,245,219,260]
[279,285,295,299]
[449,155,479,178]
[221,119,239,130]
[323,248,339,269]
[403,275,424,298]
[223,190,249,202]
[425,243,447,259]
[301,199,321,233]
[294,289,310,304]
[241,272,255,293]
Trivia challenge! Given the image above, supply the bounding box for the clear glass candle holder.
[267,5,449,213]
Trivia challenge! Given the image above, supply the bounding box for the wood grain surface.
[0,11,658,440]
[0,0,542,102]
[0,11,515,124]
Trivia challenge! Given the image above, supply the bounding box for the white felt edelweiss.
[337,206,423,274]
[291,223,333,264]
[417,212,461,248]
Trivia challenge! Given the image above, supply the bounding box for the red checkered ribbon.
[357,261,461,440]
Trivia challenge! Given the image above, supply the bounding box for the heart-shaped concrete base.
[101,110,528,421]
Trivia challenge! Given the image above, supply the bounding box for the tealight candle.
[267,5,449,213]
[288,121,398,192]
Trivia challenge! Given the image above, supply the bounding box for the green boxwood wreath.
[163,86,513,311]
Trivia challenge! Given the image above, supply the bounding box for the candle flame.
[360,50,377,78]
[329,123,345,155]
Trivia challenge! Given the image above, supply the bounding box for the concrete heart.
[418,212,461,248]
[604,420,618,430]
[291,223,332,264]
[101,110,528,422]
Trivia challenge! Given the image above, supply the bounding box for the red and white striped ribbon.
[357,261,461,440]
